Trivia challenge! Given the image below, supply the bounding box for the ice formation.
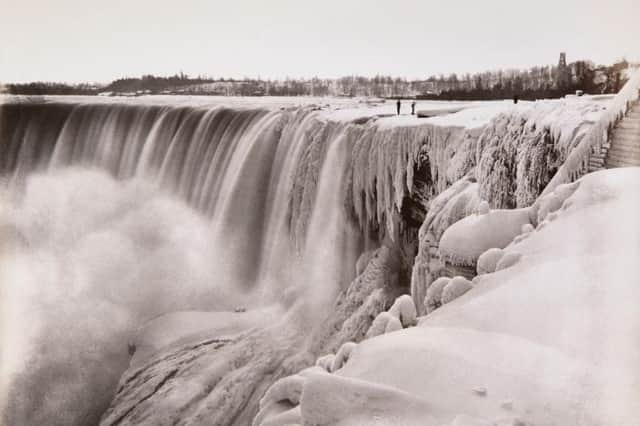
[315,354,336,372]
[387,294,418,327]
[521,223,534,234]
[475,99,607,208]
[441,276,474,305]
[366,311,396,338]
[439,208,531,267]
[384,316,403,333]
[365,294,418,337]
[424,276,451,314]
[476,248,505,275]
[495,252,523,272]
[410,177,481,314]
[331,342,357,372]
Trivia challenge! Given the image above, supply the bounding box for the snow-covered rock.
[315,354,336,372]
[366,311,396,339]
[532,180,579,225]
[439,208,531,267]
[476,200,490,215]
[424,276,451,314]
[387,294,418,327]
[441,276,473,305]
[384,316,403,333]
[331,342,357,372]
[476,248,505,275]
[495,252,522,272]
[521,223,534,234]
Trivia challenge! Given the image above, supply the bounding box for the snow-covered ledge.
[438,207,532,271]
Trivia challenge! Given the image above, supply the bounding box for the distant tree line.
[3,82,98,95]
[2,58,632,99]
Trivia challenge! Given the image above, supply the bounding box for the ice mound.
[439,208,531,267]
[441,276,474,305]
[424,276,451,314]
[387,294,418,327]
[476,248,505,275]
[494,252,522,272]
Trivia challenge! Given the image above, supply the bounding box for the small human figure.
[396,99,401,115]
[411,101,416,115]
[513,94,519,104]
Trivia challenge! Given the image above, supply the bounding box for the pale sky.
[1,0,638,83]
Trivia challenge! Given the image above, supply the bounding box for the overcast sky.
[1,0,638,83]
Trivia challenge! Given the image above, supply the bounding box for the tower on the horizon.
[556,52,570,89]
[558,52,567,68]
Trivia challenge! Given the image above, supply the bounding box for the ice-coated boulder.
[521,223,534,234]
[439,207,531,267]
[477,200,490,215]
[331,342,357,372]
[424,277,451,314]
[533,181,579,225]
[476,248,505,275]
[366,311,395,338]
[315,354,336,372]
[384,316,403,333]
[441,276,473,305]
[387,294,417,327]
[258,374,305,409]
[495,252,522,271]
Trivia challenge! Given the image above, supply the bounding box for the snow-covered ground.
[257,167,640,425]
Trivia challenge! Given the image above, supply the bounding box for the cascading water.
[0,97,484,425]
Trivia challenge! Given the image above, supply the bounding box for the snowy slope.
[257,167,640,425]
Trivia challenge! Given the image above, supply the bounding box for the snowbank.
[439,208,531,266]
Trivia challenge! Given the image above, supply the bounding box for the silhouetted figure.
[411,101,416,115]
[513,94,519,104]
[396,99,401,115]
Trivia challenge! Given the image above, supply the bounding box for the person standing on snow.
[411,101,416,115]
[396,99,401,115]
